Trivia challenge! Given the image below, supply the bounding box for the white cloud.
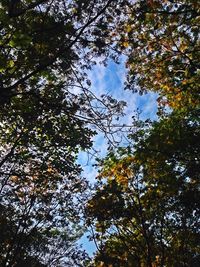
[78,58,158,182]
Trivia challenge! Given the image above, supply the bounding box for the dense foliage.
[0,0,127,266]
[119,0,200,111]
[86,1,200,267]
[87,111,200,266]
[0,0,199,266]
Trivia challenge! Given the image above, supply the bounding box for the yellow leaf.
[122,41,129,48]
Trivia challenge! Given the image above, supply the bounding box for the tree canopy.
[0,0,199,266]
[117,0,200,111]
[0,0,127,266]
[86,110,200,266]
[85,1,200,267]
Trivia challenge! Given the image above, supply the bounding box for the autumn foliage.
[86,1,200,267]
[0,1,199,267]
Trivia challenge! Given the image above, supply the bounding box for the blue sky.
[78,58,158,256]
[78,58,158,182]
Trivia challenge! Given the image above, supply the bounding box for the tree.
[85,1,200,266]
[0,1,128,266]
[115,0,200,111]
[86,111,200,267]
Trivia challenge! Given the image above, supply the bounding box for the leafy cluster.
[87,111,200,266]
[117,0,200,111]
[0,0,128,266]
[0,0,199,266]
[86,1,200,267]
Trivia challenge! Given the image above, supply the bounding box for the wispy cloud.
[78,58,158,182]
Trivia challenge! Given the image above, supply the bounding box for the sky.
[78,57,158,256]
[78,57,158,183]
